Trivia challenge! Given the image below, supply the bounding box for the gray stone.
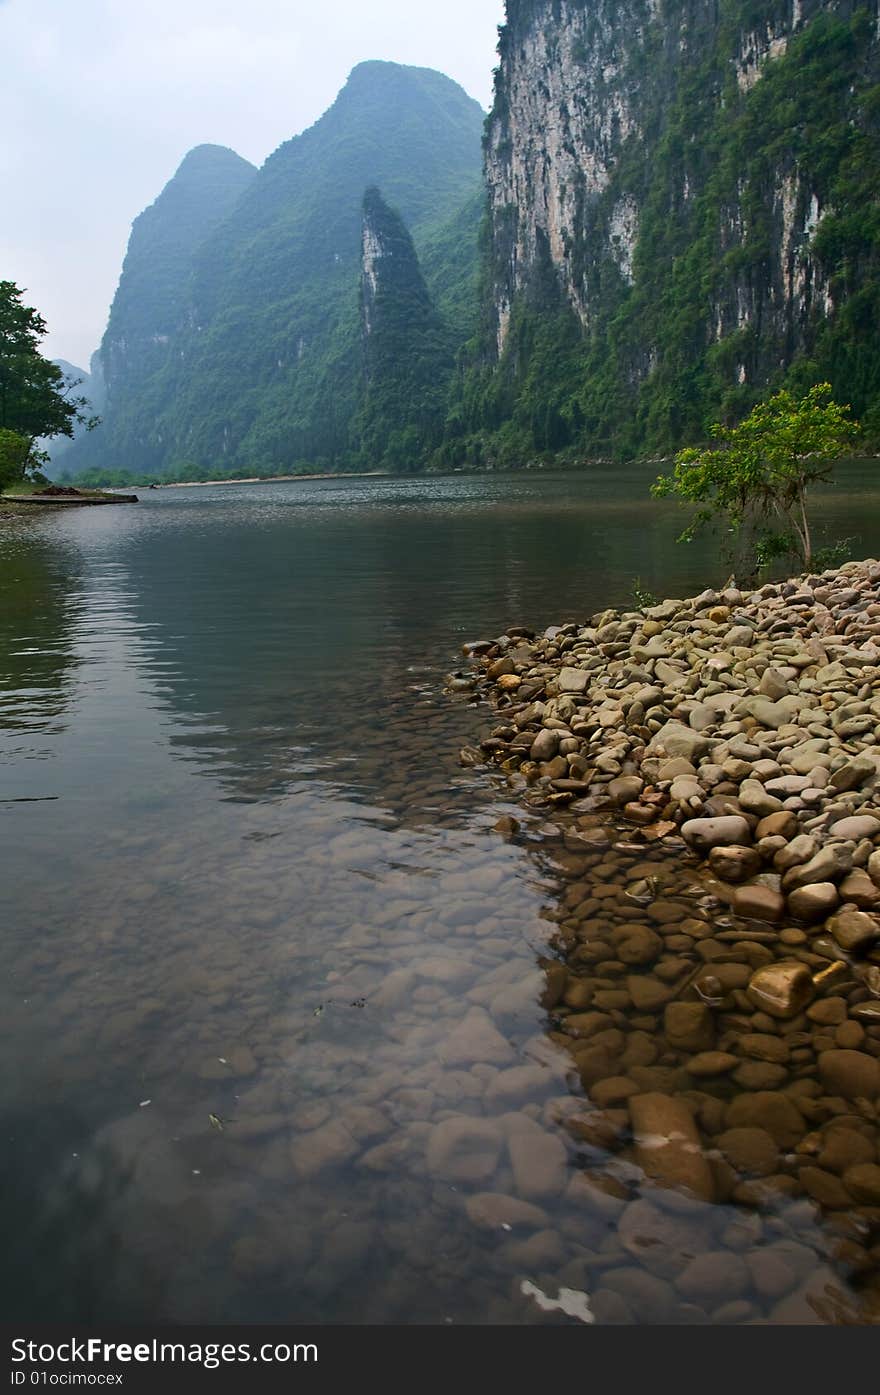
[782,843,854,891]
[558,666,588,694]
[426,1117,503,1183]
[647,721,711,763]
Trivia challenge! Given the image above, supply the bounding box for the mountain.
[358,187,454,470]
[43,359,103,472]
[63,144,256,475]
[70,63,485,479]
[453,0,880,465]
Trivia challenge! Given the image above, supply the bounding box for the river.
[2,464,879,1323]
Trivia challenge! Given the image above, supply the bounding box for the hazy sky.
[1,0,504,368]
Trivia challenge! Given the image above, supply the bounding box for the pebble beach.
[451,557,880,1319]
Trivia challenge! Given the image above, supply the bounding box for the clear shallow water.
[2,465,880,1325]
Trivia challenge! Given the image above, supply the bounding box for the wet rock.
[485,1064,553,1109]
[829,909,880,955]
[676,1252,749,1304]
[664,1002,715,1053]
[601,1268,680,1324]
[756,811,799,840]
[687,1051,738,1076]
[612,924,662,965]
[629,1092,715,1201]
[426,1116,503,1183]
[290,1120,361,1179]
[590,1075,641,1107]
[746,962,814,1019]
[501,1228,565,1271]
[817,1127,876,1174]
[438,1008,516,1067]
[708,846,762,883]
[681,816,751,852]
[627,975,673,1011]
[837,869,880,908]
[505,1114,568,1200]
[716,1127,780,1177]
[464,1192,549,1231]
[732,884,785,922]
[609,775,644,805]
[799,1166,854,1209]
[787,882,839,921]
[724,1092,805,1148]
[818,1049,880,1100]
[618,1198,712,1278]
[732,1061,789,1091]
[747,1249,800,1301]
[740,1033,790,1064]
[842,1163,880,1204]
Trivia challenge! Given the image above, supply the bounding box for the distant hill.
[68,63,485,479]
[44,359,104,472]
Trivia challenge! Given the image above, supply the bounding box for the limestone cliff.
[475,0,880,458]
[358,188,453,469]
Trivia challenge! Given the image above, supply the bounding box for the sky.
[0,0,504,369]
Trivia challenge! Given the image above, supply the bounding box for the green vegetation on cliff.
[456,1,880,467]
[358,188,454,471]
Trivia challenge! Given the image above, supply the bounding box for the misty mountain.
[68,63,485,478]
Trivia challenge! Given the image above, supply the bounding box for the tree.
[0,429,29,492]
[652,384,861,575]
[0,282,96,479]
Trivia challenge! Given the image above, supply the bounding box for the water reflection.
[0,528,80,750]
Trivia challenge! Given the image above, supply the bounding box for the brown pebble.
[807,997,848,1027]
[836,1021,866,1050]
[843,1163,880,1204]
[799,1165,855,1209]
[716,1126,780,1177]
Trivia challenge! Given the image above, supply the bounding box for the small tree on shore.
[652,384,860,576]
[0,428,30,491]
[0,281,96,484]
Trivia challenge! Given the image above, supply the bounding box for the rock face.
[359,187,453,466]
[480,0,880,455]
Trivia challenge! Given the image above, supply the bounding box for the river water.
[2,466,879,1324]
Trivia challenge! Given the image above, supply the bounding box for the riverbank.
[160,470,389,488]
[452,558,880,1296]
[3,485,138,510]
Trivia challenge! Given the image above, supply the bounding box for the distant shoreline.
[160,471,390,489]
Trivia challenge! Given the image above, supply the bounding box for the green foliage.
[652,384,861,574]
[631,577,659,609]
[457,3,880,467]
[0,429,29,491]
[0,282,93,454]
[358,189,455,470]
